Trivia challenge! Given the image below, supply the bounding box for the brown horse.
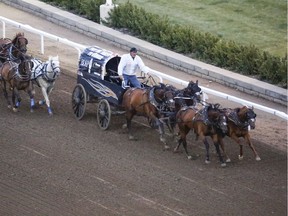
[174,103,228,167]
[0,55,35,112]
[0,32,28,63]
[219,106,260,162]
[121,83,175,149]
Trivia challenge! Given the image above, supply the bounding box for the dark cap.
[130,47,137,53]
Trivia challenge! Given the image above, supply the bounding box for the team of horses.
[0,32,260,167]
[0,32,61,115]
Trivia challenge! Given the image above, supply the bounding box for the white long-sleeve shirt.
[117,53,149,76]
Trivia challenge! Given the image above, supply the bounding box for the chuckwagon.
[71,46,150,130]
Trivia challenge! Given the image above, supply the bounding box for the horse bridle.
[43,59,60,82]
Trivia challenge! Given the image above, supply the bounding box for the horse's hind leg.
[174,127,193,159]
[156,119,170,150]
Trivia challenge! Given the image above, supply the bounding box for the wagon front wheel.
[72,84,87,120]
[97,99,111,130]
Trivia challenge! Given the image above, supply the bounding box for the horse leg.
[245,134,261,161]
[174,126,193,159]
[41,85,52,115]
[2,81,12,109]
[29,80,35,112]
[212,135,226,167]
[218,137,231,163]
[29,95,35,112]
[12,88,20,112]
[203,137,211,164]
[230,135,244,160]
[125,112,136,140]
[156,118,170,150]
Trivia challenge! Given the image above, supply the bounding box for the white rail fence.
[1,16,287,120]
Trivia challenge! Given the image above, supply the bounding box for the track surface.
[0,3,287,216]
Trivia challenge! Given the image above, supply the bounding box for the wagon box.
[73,46,125,130]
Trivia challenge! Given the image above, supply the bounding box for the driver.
[118,47,150,88]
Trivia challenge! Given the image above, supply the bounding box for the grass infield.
[115,0,287,57]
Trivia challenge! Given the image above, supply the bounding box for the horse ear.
[196,80,198,84]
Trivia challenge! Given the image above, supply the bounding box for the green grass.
[114,0,287,57]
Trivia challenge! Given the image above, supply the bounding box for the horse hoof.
[48,112,53,116]
[12,108,18,112]
[221,163,227,167]
[122,124,127,129]
[7,105,12,109]
[160,137,166,143]
[187,155,192,160]
[129,135,137,141]
[30,109,34,113]
[205,160,211,164]
[39,100,46,105]
[226,158,231,163]
[238,155,244,160]
[256,156,261,161]
[164,145,170,150]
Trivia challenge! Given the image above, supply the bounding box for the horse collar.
[149,87,160,108]
[228,110,249,128]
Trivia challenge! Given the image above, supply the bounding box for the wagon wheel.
[97,99,111,130]
[72,84,87,120]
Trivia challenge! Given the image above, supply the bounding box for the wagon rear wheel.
[97,99,111,130]
[72,84,87,120]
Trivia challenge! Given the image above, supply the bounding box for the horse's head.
[12,32,28,53]
[240,106,257,129]
[46,56,61,80]
[183,80,202,103]
[153,83,175,111]
[18,55,32,80]
[208,103,228,133]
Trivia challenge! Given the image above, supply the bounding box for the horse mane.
[12,32,24,43]
[49,55,59,61]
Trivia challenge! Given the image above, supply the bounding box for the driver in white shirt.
[118,47,150,88]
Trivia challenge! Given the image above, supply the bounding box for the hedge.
[41,0,287,88]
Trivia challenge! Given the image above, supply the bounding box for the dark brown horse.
[0,55,35,112]
[174,103,228,167]
[121,83,175,149]
[219,106,260,162]
[0,32,28,63]
[167,80,202,134]
[174,80,202,111]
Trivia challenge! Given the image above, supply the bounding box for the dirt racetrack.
[0,3,287,216]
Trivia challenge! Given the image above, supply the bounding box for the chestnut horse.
[0,32,28,63]
[0,55,34,112]
[121,83,175,149]
[174,103,228,167]
[219,106,260,162]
